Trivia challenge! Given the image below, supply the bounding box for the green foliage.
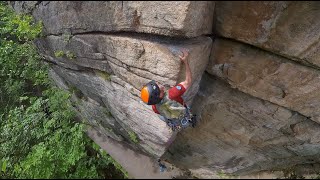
[217,170,235,179]
[0,2,47,116]
[66,51,76,60]
[1,160,7,173]
[0,2,43,42]
[54,50,64,58]
[103,108,114,118]
[312,174,320,179]
[62,32,72,43]
[0,2,126,179]
[281,168,305,179]
[95,70,111,81]
[54,50,76,60]
[69,85,84,99]
[217,171,226,179]
[128,131,139,144]
[105,126,115,134]
[91,142,129,179]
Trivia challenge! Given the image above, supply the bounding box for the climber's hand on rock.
[179,49,189,64]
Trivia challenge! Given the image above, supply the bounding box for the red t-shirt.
[152,84,186,114]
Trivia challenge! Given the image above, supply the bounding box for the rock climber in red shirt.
[140,49,196,131]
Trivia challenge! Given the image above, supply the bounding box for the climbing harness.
[160,105,197,132]
[141,81,197,131]
[158,159,167,172]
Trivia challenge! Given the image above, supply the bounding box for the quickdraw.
[162,106,197,131]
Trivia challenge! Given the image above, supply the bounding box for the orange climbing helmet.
[140,80,161,105]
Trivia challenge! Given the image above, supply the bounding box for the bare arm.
[179,49,192,90]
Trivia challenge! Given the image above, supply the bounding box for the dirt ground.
[86,126,319,179]
[85,126,185,179]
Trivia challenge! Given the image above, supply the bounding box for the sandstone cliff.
[11,1,320,178]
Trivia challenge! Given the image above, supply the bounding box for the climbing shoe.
[189,115,197,128]
[158,159,167,172]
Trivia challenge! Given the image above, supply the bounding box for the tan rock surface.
[207,38,320,124]
[11,1,214,37]
[164,73,320,176]
[37,34,212,105]
[214,2,320,68]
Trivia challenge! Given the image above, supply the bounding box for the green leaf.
[0,2,127,179]
[19,96,29,101]
[2,160,7,173]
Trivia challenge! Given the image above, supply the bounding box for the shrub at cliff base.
[0,2,128,179]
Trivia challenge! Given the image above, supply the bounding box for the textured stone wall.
[11,1,320,178]
[214,1,320,68]
[166,1,320,177]
[10,1,213,159]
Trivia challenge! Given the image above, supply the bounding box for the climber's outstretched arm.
[179,49,192,90]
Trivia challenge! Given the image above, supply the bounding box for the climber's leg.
[190,114,197,127]
[158,159,167,172]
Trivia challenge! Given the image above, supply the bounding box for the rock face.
[35,34,212,105]
[207,38,320,124]
[12,1,320,178]
[163,73,320,176]
[214,1,320,68]
[11,1,214,37]
[50,64,174,157]
[41,32,212,158]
